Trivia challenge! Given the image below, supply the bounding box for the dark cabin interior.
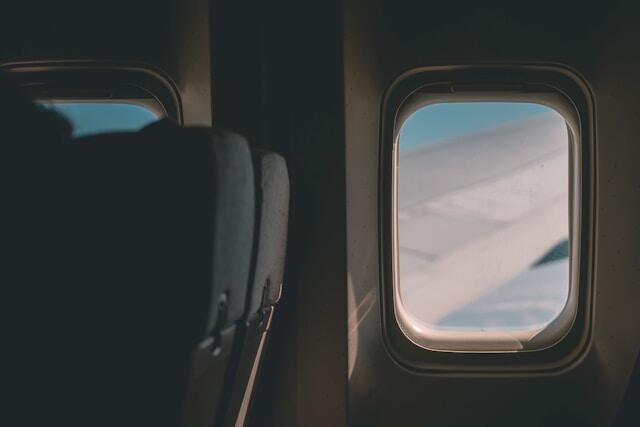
[3,0,640,426]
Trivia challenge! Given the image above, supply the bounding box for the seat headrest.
[15,119,256,426]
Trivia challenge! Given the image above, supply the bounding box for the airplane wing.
[397,112,570,350]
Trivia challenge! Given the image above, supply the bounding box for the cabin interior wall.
[344,0,640,425]
[0,0,211,125]
[235,0,349,426]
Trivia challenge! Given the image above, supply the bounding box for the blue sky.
[44,102,158,137]
[49,101,553,148]
[399,102,552,152]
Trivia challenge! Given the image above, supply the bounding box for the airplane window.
[395,102,574,352]
[40,102,159,137]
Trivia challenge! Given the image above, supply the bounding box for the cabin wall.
[0,0,211,125]
[344,0,640,425]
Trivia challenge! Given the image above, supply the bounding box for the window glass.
[40,102,159,137]
[396,102,572,352]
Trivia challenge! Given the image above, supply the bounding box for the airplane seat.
[220,149,290,427]
[1,70,78,424]
[63,122,289,427]
[59,120,257,426]
[3,68,289,425]
[0,70,72,144]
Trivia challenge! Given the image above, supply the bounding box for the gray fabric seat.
[50,120,256,426]
[3,69,289,426]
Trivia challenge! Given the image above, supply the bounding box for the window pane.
[396,102,572,352]
[41,102,159,137]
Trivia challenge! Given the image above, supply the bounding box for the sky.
[399,102,554,152]
[43,102,159,137]
[50,101,554,143]
[397,101,571,345]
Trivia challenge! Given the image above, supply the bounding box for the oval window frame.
[380,65,596,373]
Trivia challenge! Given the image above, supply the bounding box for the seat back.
[61,121,256,426]
[4,70,289,425]
[61,124,289,427]
[220,150,290,427]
